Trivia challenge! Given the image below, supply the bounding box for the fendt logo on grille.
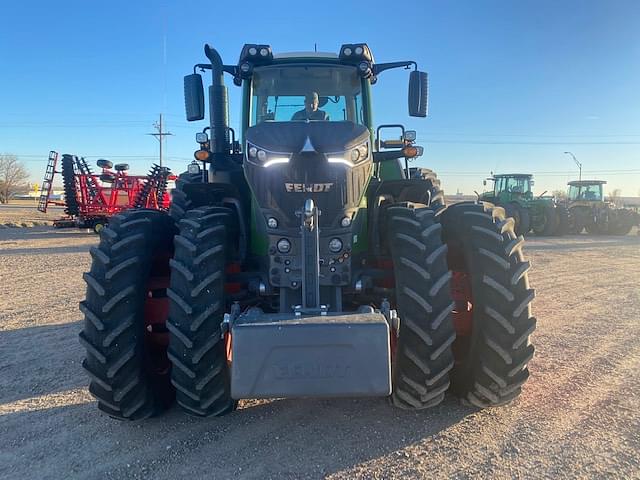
[285,182,333,193]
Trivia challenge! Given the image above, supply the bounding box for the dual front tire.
[79,207,235,420]
[80,201,536,419]
[387,201,536,409]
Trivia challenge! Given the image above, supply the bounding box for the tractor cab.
[567,180,605,203]
[489,174,534,203]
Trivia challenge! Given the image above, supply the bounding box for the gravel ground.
[0,203,65,227]
[0,225,639,479]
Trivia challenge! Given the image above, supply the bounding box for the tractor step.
[230,312,391,399]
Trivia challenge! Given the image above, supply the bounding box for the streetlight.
[564,151,582,182]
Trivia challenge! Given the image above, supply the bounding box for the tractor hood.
[245,121,370,155]
[243,121,372,230]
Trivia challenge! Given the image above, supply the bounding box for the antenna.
[314,43,317,52]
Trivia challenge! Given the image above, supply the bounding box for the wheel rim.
[143,251,172,377]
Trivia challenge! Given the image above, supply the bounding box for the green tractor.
[79,43,535,420]
[480,173,565,236]
[564,180,636,235]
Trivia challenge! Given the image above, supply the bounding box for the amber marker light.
[194,150,210,161]
[403,146,419,158]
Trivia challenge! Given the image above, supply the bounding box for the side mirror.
[483,180,487,186]
[408,71,428,117]
[184,74,205,121]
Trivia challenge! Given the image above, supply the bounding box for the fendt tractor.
[79,43,536,420]
[563,180,637,235]
[481,173,566,236]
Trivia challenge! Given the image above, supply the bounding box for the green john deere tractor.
[79,43,536,420]
[480,173,566,236]
[563,180,636,235]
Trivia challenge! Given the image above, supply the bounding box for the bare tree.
[608,188,622,206]
[0,154,30,204]
[552,189,567,200]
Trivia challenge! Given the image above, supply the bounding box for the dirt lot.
[0,202,65,227]
[1,223,639,479]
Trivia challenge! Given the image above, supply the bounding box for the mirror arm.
[373,150,405,162]
[373,61,417,76]
[223,65,239,76]
[194,63,211,74]
[193,64,237,77]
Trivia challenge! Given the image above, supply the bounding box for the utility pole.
[564,151,581,182]
[147,114,173,167]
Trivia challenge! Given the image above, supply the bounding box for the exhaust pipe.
[204,44,230,156]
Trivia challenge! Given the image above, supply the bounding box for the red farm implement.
[38,151,174,232]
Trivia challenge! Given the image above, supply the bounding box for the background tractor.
[563,180,637,235]
[79,43,535,420]
[480,173,565,236]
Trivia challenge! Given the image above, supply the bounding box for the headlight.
[328,141,369,168]
[246,142,292,167]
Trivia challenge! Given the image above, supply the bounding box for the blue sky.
[1,0,639,196]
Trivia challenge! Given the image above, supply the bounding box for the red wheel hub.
[450,271,473,337]
[143,252,172,374]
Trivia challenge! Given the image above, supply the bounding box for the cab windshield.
[568,183,603,201]
[250,64,364,125]
[495,176,532,195]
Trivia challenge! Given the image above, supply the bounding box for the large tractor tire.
[555,204,569,235]
[61,154,79,216]
[585,215,607,235]
[169,172,204,222]
[532,204,558,236]
[387,203,456,409]
[567,206,588,234]
[79,209,177,420]
[504,202,530,236]
[167,207,237,417]
[440,202,536,407]
[607,210,634,236]
[409,168,446,215]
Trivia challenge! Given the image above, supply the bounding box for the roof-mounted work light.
[339,43,373,63]
[340,43,374,79]
[235,44,273,85]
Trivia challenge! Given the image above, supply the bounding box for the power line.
[146,114,173,167]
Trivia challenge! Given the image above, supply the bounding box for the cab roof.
[273,52,339,59]
[567,180,607,186]
[492,173,533,178]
